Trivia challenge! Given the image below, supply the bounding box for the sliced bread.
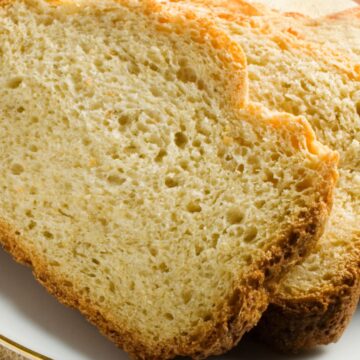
[259,7,360,63]
[163,0,360,351]
[290,7,360,63]
[0,0,338,358]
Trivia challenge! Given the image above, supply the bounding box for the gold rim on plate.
[0,334,51,360]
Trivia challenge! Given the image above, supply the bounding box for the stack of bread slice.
[0,0,357,359]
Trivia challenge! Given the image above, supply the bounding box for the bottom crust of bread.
[255,263,360,352]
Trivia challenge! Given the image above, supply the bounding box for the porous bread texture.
[0,0,338,358]
[162,0,360,351]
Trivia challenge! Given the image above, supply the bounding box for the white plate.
[0,247,359,360]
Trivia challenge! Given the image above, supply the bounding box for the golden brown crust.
[0,0,338,359]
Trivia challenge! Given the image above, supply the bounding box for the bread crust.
[0,0,338,359]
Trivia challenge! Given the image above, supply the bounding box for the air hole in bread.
[244,227,258,243]
[7,76,23,89]
[27,143,38,153]
[179,159,189,170]
[43,230,54,239]
[159,262,169,273]
[176,65,197,84]
[264,170,278,185]
[210,233,220,248]
[92,258,100,265]
[162,313,173,321]
[195,243,204,256]
[174,131,188,148]
[237,163,245,173]
[227,207,245,225]
[165,176,179,188]
[202,313,213,322]
[187,201,202,213]
[107,174,126,186]
[118,114,131,126]
[154,148,167,162]
[182,290,193,304]
[11,163,24,175]
[94,58,105,72]
[127,62,140,75]
[28,220,37,230]
[296,177,313,192]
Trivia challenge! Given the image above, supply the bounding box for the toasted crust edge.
[0,0,339,359]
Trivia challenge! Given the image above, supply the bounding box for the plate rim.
[0,333,51,360]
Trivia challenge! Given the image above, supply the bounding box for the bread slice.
[252,6,360,350]
[253,5,360,346]
[259,7,360,64]
[0,0,338,358]
[286,7,360,63]
[161,0,360,351]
